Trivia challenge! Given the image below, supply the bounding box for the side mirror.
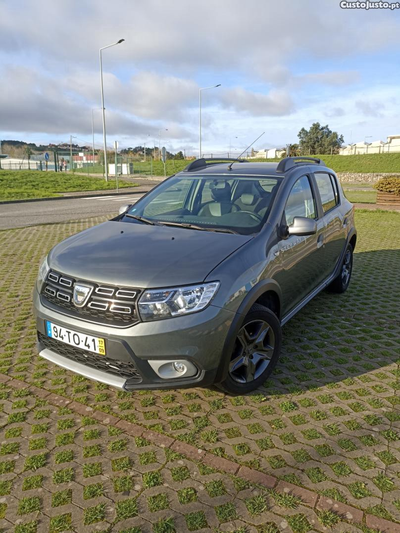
[288,217,317,236]
[118,204,132,215]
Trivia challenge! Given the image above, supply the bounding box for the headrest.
[210,181,231,202]
[240,193,256,206]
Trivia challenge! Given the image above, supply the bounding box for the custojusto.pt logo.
[340,0,400,8]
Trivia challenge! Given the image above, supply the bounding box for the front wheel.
[217,304,282,395]
[328,243,353,293]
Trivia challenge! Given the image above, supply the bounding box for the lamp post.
[69,135,77,172]
[199,84,221,158]
[99,38,125,182]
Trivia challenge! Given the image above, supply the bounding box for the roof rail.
[184,157,245,172]
[276,156,325,173]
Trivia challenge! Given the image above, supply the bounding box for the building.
[249,147,286,159]
[340,135,400,155]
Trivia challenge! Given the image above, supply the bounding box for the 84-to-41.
[45,321,106,355]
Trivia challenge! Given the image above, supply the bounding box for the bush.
[374,176,400,196]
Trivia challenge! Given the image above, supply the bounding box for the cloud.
[355,100,385,118]
[325,107,346,117]
[0,66,194,140]
[220,88,295,117]
[298,71,360,86]
[0,0,400,149]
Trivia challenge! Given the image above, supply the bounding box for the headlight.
[139,282,220,321]
[36,256,50,291]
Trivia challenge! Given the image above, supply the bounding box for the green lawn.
[343,190,377,204]
[0,170,136,201]
[255,153,400,174]
[73,153,400,178]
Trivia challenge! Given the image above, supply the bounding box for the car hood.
[49,220,252,288]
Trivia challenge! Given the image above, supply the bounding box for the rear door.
[276,174,325,315]
[313,172,347,279]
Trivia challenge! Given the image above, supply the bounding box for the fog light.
[173,362,187,374]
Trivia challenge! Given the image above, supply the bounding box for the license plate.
[46,321,106,356]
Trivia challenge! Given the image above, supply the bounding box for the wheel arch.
[214,279,282,383]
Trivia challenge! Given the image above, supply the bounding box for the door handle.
[343,217,348,228]
[317,235,324,248]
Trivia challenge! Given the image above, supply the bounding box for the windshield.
[123,175,281,235]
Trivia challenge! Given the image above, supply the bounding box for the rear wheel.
[328,243,353,293]
[217,304,282,394]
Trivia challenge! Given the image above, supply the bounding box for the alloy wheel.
[229,319,275,384]
[341,248,352,286]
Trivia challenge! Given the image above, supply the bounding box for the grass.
[185,511,208,531]
[82,152,400,176]
[259,152,400,173]
[0,170,136,201]
[84,503,106,525]
[343,190,377,204]
[115,498,138,521]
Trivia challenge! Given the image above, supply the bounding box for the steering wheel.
[238,211,262,222]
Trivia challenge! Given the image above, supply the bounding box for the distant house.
[340,135,400,155]
[249,148,286,159]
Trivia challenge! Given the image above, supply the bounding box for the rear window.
[314,172,338,213]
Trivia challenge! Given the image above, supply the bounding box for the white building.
[340,135,400,155]
[0,157,41,170]
[249,148,286,159]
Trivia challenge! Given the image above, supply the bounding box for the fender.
[214,279,282,383]
[332,227,357,280]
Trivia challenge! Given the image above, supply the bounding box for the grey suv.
[33,157,356,394]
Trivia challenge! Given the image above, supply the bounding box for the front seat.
[198,182,239,217]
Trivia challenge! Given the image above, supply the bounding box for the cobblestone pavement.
[0,210,399,532]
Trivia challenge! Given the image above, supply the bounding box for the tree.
[298,123,344,155]
[174,151,184,160]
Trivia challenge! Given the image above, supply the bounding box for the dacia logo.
[73,284,93,307]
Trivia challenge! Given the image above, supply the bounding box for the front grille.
[41,270,141,327]
[38,332,142,382]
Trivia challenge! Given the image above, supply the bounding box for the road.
[0,193,145,230]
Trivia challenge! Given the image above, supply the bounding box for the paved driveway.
[0,210,399,532]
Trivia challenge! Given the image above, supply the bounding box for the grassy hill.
[132,153,400,176]
[252,153,400,174]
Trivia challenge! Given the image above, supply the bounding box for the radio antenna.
[228,132,265,170]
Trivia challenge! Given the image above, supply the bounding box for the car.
[33,156,356,394]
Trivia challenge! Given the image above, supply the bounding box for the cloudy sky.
[1,0,400,155]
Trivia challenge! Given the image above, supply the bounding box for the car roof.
[184,162,281,176]
[177,158,334,178]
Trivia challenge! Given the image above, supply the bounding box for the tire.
[328,243,353,294]
[217,304,282,395]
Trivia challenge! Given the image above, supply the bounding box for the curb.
[1,373,399,532]
[0,188,149,205]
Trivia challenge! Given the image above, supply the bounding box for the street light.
[199,84,221,158]
[99,38,125,182]
[69,135,77,172]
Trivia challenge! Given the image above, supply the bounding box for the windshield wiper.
[159,221,238,234]
[125,214,160,226]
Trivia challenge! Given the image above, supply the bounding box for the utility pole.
[69,135,73,172]
[114,140,119,192]
[91,109,95,167]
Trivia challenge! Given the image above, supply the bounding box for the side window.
[314,172,338,213]
[284,176,316,227]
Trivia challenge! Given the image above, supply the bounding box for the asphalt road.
[0,193,145,230]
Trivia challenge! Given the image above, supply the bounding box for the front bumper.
[33,287,235,390]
